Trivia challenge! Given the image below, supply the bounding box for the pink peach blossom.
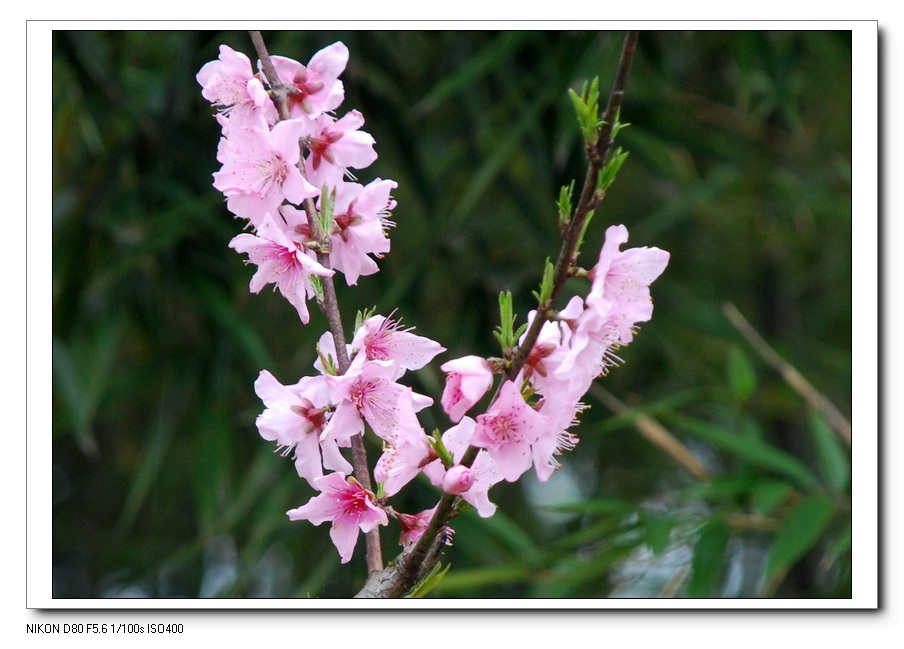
[287,474,388,564]
[228,212,334,324]
[587,224,670,345]
[304,111,378,188]
[269,42,348,120]
[471,381,549,483]
[253,370,351,485]
[352,313,445,371]
[440,356,494,423]
[213,113,319,226]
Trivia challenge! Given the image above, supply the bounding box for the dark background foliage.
[52,30,852,598]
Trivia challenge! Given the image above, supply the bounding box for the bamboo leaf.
[766,495,835,580]
[671,414,820,490]
[727,345,757,402]
[751,480,793,515]
[690,520,729,597]
[810,410,851,493]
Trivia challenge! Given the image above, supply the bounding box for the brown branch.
[354,528,451,598]
[249,31,291,121]
[723,302,851,448]
[354,31,641,598]
[249,30,383,574]
[507,30,639,381]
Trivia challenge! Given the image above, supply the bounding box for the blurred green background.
[52,30,852,599]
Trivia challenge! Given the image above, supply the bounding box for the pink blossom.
[373,405,433,497]
[470,380,550,482]
[228,212,334,324]
[287,474,388,564]
[587,224,670,345]
[327,180,396,285]
[397,507,437,548]
[197,45,276,124]
[213,113,319,226]
[552,304,621,393]
[321,360,432,444]
[440,356,494,423]
[351,313,445,372]
[304,111,378,188]
[270,42,348,119]
[530,397,583,482]
[519,296,585,397]
[371,388,433,498]
[253,370,351,485]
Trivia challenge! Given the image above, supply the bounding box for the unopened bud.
[442,465,475,495]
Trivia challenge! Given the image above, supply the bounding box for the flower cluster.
[255,314,445,562]
[199,39,669,567]
[431,224,669,494]
[198,42,394,324]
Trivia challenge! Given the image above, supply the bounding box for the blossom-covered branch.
[355,30,668,598]
[197,30,669,599]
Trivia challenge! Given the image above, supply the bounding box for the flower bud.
[442,465,475,495]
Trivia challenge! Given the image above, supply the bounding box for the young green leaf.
[404,561,451,598]
[493,290,518,353]
[596,147,630,193]
[568,77,602,145]
[557,181,575,229]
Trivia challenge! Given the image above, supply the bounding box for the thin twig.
[591,385,710,481]
[507,31,639,381]
[357,31,641,598]
[248,30,383,574]
[723,302,851,448]
[249,31,291,121]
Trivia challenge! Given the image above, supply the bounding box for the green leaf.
[766,495,835,580]
[494,290,517,352]
[429,429,454,467]
[596,147,629,192]
[821,522,852,569]
[405,562,451,598]
[727,345,757,401]
[479,509,541,564]
[556,181,574,227]
[690,520,729,597]
[751,480,793,515]
[671,414,820,491]
[413,31,536,114]
[425,564,529,593]
[642,514,673,555]
[681,475,761,502]
[536,257,555,305]
[810,410,851,493]
[51,314,125,456]
[354,306,377,333]
[193,276,275,370]
[116,375,183,532]
[317,185,335,235]
[542,499,635,516]
[568,77,602,145]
